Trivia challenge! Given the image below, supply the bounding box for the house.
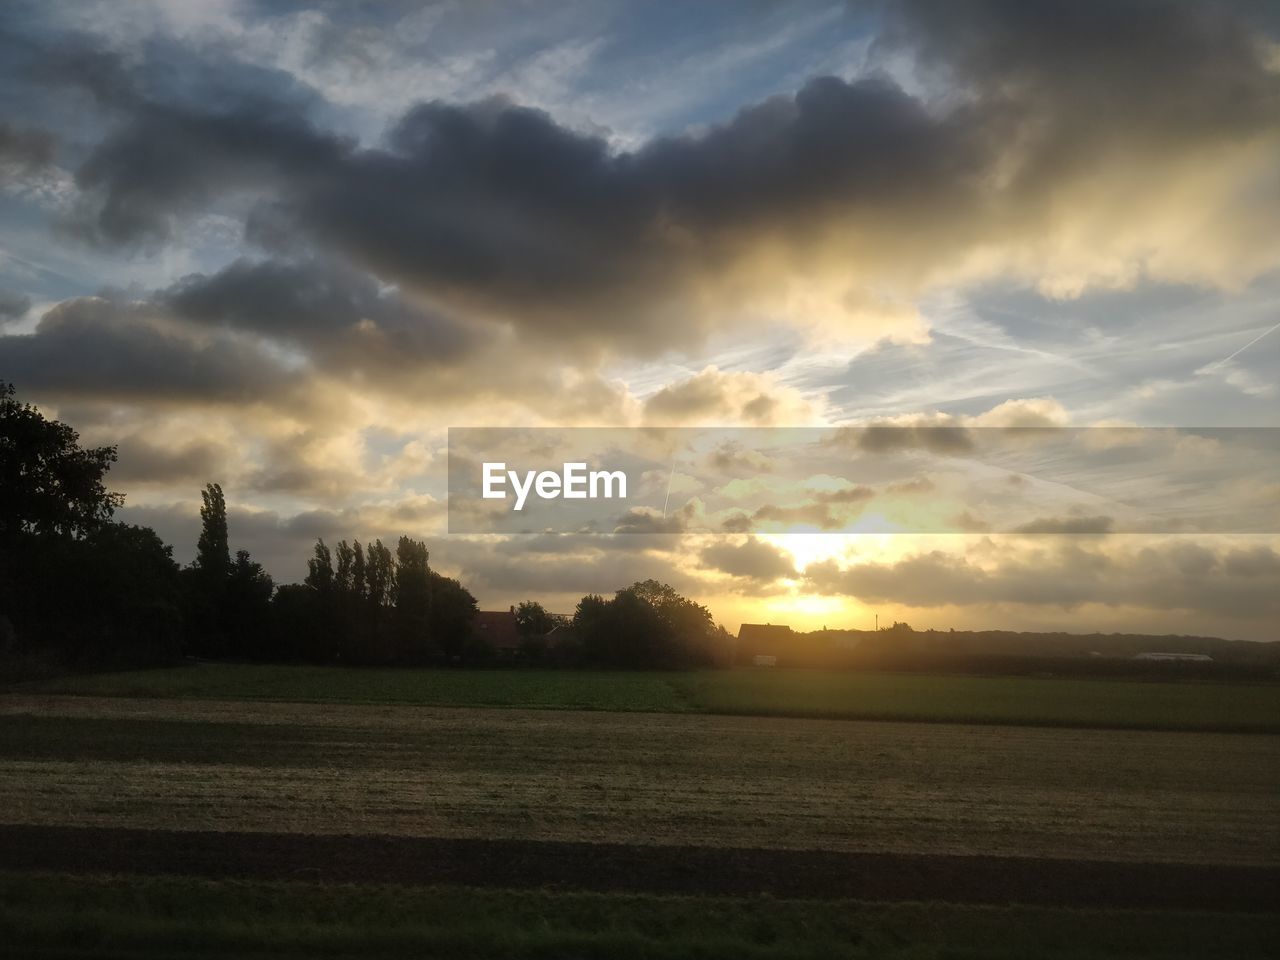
[474,607,521,656]
[1133,652,1213,662]
[737,623,793,665]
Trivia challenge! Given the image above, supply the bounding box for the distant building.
[1132,652,1213,662]
[474,607,521,656]
[737,623,793,664]
[752,655,778,667]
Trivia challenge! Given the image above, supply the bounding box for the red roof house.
[473,607,521,654]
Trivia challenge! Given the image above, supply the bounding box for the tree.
[183,482,234,657]
[305,539,334,594]
[429,571,478,661]
[9,521,183,671]
[365,539,393,610]
[0,381,123,543]
[270,583,323,661]
[571,593,610,663]
[0,384,189,675]
[515,600,554,638]
[393,536,432,661]
[224,550,274,658]
[571,580,716,669]
[195,483,230,578]
[335,540,354,594]
[351,540,366,602]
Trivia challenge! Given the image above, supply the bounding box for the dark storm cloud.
[110,435,230,484]
[166,258,477,372]
[0,295,298,403]
[888,0,1277,144]
[67,103,346,248]
[0,288,31,322]
[7,0,1279,382]
[239,76,986,350]
[27,0,1271,356]
[2,256,485,408]
[0,120,55,174]
[10,30,341,248]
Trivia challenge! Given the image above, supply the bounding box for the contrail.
[1200,317,1280,372]
[662,460,676,519]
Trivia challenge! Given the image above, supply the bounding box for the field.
[3,666,1278,957]
[22,662,1280,732]
[4,872,1279,960]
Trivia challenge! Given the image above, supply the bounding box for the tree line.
[0,381,724,678]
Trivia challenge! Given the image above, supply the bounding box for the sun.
[761,531,908,574]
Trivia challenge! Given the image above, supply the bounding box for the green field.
[19,662,1280,732]
[4,872,1277,960]
[21,663,687,712]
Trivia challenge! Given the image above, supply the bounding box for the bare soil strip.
[2,824,1276,912]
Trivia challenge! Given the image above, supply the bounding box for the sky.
[1,0,1278,640]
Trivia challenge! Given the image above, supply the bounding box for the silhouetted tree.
[571,593,610,663]
[515,600,554,637]
[296,539,344,659]
[0,382,123,545]
[195,483,229,579]
[393,536,432,661]
[305,539,334,595]
[429,571,478,661]
[0,383,182,675]
[571,580,716,669]
[225,550,274,658]
[365,539,393,610]
[351,540,366,602]
[270,583,323,661]
[335,540,354,594]
[36,522,183,666]
[182,483,233,656]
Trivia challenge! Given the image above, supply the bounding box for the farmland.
[3,694,1277,861]
[2,668,1278,957]
[21,662,1280,732]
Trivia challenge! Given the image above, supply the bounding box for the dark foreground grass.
[675,669,1280,731]
[2,872,1277,960]
[19,662,1280,732]
[21,663,689,712]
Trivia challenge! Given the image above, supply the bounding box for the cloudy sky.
[2,0,1278,639]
